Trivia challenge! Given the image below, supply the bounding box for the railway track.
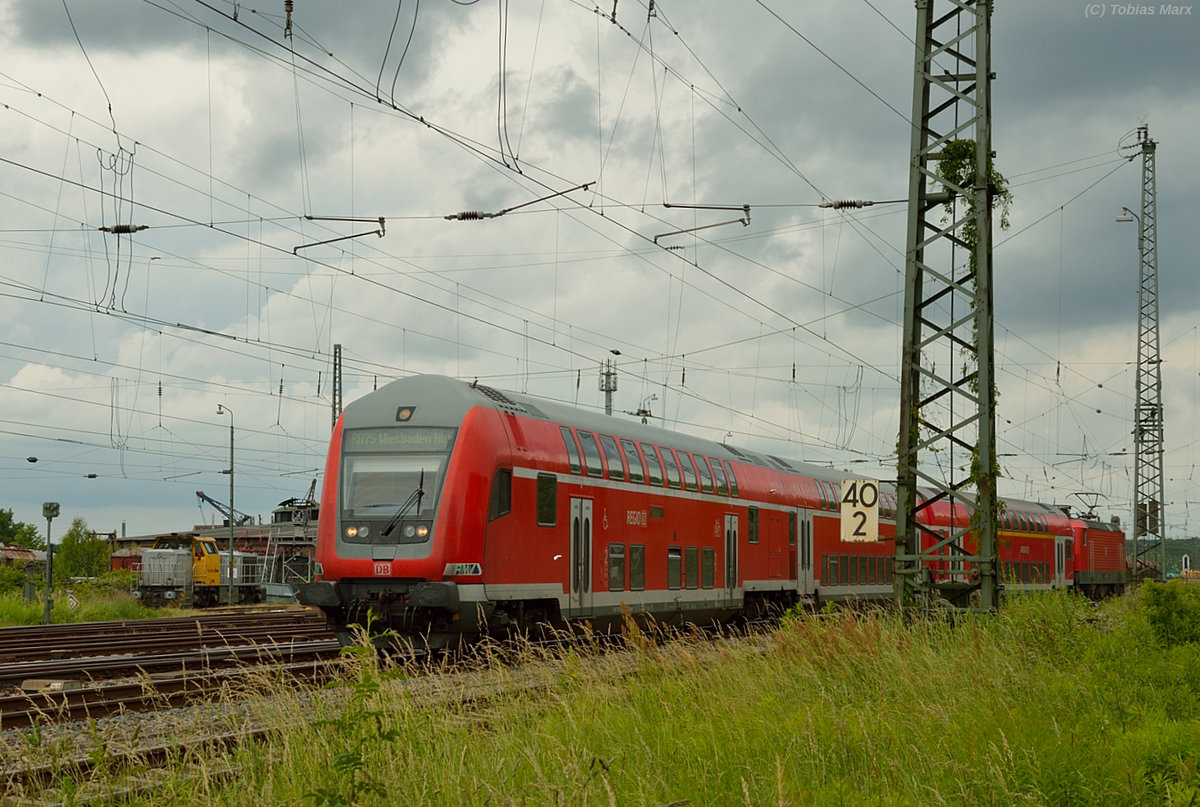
[0,607,341,731]
[0,606,329,665]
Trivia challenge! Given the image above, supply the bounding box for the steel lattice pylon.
[1130,125,1165,580]
[894,0,999,612]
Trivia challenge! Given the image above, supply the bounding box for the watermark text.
[1086,3,1194,16]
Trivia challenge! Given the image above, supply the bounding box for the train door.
[797,508,814,599]
[724,513,739,603]
[1054,535,1071,589]
[569,497,593,615]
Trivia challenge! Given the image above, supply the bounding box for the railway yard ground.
[4,588,1200,805]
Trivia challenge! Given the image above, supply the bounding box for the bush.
[1139,580,1200,646]
[0,564,27,595]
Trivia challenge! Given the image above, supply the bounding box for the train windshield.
[341,426,455,520]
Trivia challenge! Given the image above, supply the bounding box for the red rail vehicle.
[299,375,1127,647]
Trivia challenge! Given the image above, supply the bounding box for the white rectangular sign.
[840,479,880,543]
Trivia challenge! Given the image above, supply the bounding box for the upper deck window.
[599,435,626,481]
[577,431,604,477]
[680,453,699,491]
[641,443,664,486]
[621,439,645,483]
[660,448,682,489]
[560,426,582,474]
[694,456,715,493]
[711,460,729,496]
[723,460,739,497]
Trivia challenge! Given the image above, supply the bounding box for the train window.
[815,483,827,510]
[859,555,867,585]
[702,547,715,588]
[823,553,832,585]
[343,453,444,523]
[599,435,625,481]
[680,453,699,491]
[868,555,877,584]
[577,431,604,477]
[1064,542,1072,560]
[711,461,729,496]
[839,554,849,585]
[641,443,664,485]
[560,427,582,474]
[630,544,646,591]
[488,468,512,520]
[788,511,797,547]
[621,440,645,483]
[660,448,682,488]
[608,544,625,592]
[668,547,682,590]
[723,461,739,497]
[694,456,714,493]
[685,547,699,589]
[748,506,759,544]
[849,554,858,585]
[536,473,557,526]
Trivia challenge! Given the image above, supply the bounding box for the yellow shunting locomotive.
[133,534,264,607]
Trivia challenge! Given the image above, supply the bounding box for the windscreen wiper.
[381,469,425,537]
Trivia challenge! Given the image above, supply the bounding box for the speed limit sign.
[841,479,880,543]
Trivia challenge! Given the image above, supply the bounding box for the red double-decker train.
[299,374,1128,646]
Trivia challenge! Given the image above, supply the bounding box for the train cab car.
[299,375,867,647]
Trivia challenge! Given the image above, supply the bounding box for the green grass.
[11,588,1200,806]
[0,589,155,625]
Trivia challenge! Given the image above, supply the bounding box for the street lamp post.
[42,501,60,624]
[216,404,235,605]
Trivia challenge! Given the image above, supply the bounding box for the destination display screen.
[343,427,456,453]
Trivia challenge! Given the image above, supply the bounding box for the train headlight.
[417,525,429,538]
[345,525,370,539]
[403,524,416,538]
[346,525,359,538]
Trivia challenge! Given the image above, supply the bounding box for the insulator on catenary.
[819,200,873,209]
[98,224,149,234]
[444,211,494,221]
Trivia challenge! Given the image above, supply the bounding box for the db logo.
[373,562,391,576]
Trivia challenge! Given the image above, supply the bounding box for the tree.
[53,517,109,579]
[0,508,43,550]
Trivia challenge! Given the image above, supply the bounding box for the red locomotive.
[298,374,1128,646]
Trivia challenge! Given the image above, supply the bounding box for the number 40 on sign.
[840,479,880,543]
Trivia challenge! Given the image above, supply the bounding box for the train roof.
[345,374,854,484]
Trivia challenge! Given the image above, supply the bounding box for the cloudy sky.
[1,0,1197,541]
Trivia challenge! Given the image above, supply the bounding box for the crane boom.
[195,490,254,526]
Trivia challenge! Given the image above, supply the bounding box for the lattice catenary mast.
[1123,125,1165,580]
[895,0,999,611]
